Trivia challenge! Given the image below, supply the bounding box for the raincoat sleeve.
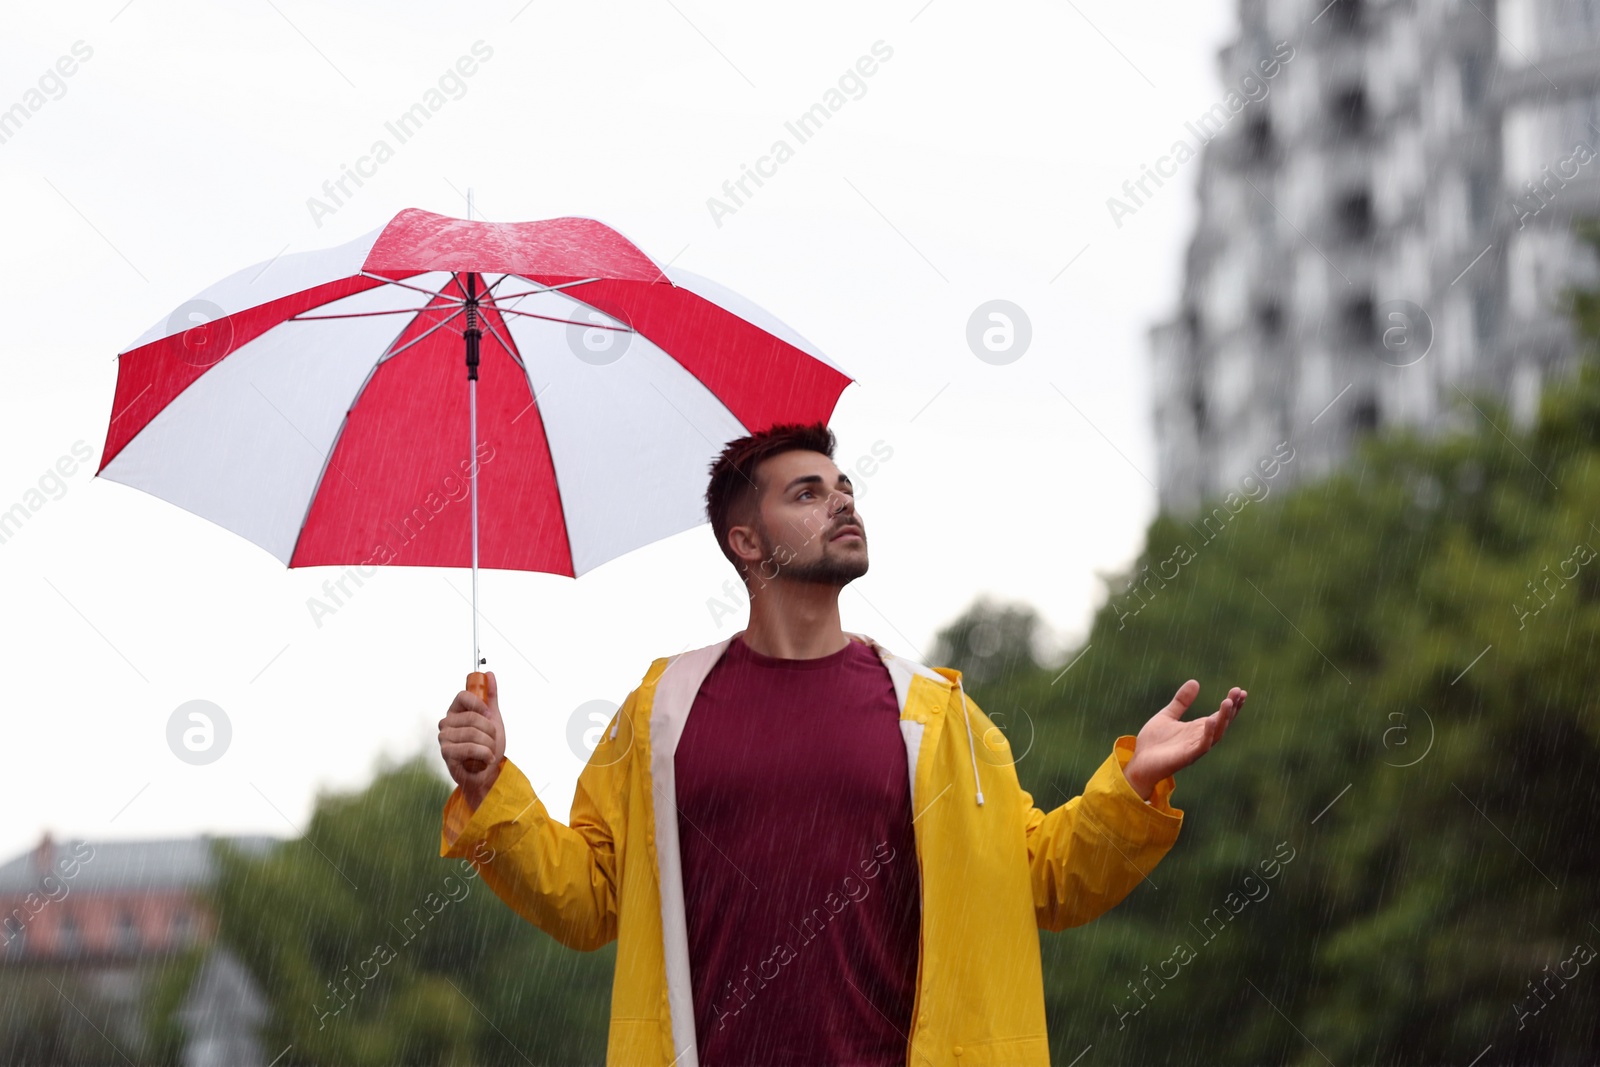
[438,691,637,952]
[1020,734,1183,931]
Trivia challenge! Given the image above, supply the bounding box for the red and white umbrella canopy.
[98,209,855,580]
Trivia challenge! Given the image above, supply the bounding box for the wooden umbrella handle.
[464,672,490,773]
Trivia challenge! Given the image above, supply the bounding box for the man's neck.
[739,580,849,659]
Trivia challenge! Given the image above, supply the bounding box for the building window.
[1245,115,1274,161]
[1342,294,1376,345]
[1257,300,1284,338]
[1324,0,1363,33]
[1468,169,1496,231]
[1473,297,1497,351]
[1460,52,1487,110]
[1330,84,1369,138]
[115,912,139,953]
[1350,393,1380,431]
[1183,306,1200,345]
[170,909,194,945]
[59,915,80,956]
[1336,190,1374,240]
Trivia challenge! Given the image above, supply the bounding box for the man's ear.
[727,523,764,570]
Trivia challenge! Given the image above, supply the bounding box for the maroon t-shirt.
[675,633,921,1066]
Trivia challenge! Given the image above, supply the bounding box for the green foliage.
[0,952,207,1067]
[959,257,1600,1064]
[930,595,1046,687]
[140,947,208,1064]
[0,969,132,1065]
[209,757,613,1066]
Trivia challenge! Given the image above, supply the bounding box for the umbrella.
[97,206,856,723]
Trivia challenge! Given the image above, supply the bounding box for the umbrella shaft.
[465,269,483,674]
[470,376,480,674]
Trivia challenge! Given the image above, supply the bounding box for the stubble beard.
[753,515,868,588]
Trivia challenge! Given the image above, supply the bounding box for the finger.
[484,671,504,724]
[439,725,496,747]
[1219,700,1240,741]
[441,735,488,758]
[1166,679,1200,717]
[441,710,494,736]
[451,690,488,718]
[442,741,496,767]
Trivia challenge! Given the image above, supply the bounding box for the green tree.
[0,941,202,1065]
[208,757,613,1066]
[930,595,1046,687]
[959,246,1600,1063]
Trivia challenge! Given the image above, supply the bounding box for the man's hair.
[705,421,837,575]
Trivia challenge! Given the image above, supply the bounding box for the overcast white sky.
[0,0,1237,861]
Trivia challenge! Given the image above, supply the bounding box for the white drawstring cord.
[955,675,984,806]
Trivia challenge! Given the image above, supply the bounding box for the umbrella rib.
[452,270,515,304]
[479,315,520,369]
[481,272,516,299]
[492,305,633,331]
[349,272,601,316]
[493,276,605,304]
[290,307,441,321]
[358,270,467,302]
[476,300,537,412]
[378,307,467,364]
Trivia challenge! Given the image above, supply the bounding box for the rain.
[3,0,1599,1065]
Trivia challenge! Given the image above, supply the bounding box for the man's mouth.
[830,526,864,543]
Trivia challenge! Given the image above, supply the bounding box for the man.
[437,421,1244,1067]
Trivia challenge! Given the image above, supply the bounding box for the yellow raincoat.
[440,630,1183,1066]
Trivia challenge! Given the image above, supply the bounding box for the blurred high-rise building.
[1151,0,1600,513]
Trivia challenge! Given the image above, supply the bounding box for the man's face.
[732,449,867,588]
